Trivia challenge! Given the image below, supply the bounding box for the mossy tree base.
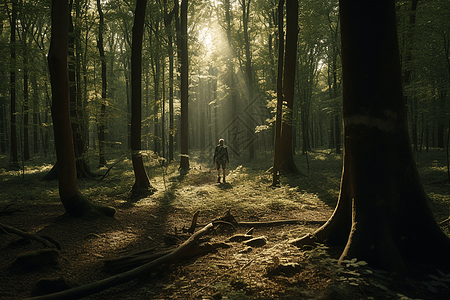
[61,191,115,219]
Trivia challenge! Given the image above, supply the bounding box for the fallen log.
[0,222,58,249]
[28,223,215,300]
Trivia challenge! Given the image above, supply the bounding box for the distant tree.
[179,0,189,172]
[164,0,175,162]
[96,0,107,167]
[279,0,299,174]
[48,0,115,218]
[69,0,94,178]
[8,0,19,169]
[241,0,255,160]
[295,0,450,273]
[272,0,285,186]
[21,10,31,161]
[273,0,300,185]
[130,0,155,193]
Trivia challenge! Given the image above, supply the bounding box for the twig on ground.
[0,222,58,249]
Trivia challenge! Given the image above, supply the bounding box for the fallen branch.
[0,204,21,216]
[205,211,326,228]
[97,158,124,181]
[185,210,200,234]
[28,223,215,300]
[103,248,173,273]
[0,222,58,249]
[439,216,450,226]
[237,219,327,227]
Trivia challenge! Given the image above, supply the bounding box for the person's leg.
[216,162,221,182]
[222,167,226,183]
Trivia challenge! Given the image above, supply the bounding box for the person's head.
[219,138,224,145]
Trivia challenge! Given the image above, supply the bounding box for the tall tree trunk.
[279,0,300,174]
[9,0,19,169]
[296,0,450,273]
[272,0,284,186]
[224,0,238,154]
[22,25,30,161]
[97,0,107,167]
[48,0,115,218]
[242,0,255,160]
[130,0,154,193]
[164,0,175,161]
[179,0,189,171]
[0,95,6,154]
[65,1,92,179]
[32,64,39,155]
[0,23,5,154]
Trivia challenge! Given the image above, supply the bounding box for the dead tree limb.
[186,210,199,234]
[439,216,450,226]
[0,222,57,249]
[0,204,20,216]
[237,219,327,227]
[28,223,215,300]
[103,248,173,273]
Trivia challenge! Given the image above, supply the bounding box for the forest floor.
[1,148,450,299]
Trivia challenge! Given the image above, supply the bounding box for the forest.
[1,0,450,299]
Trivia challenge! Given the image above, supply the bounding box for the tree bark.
[48,0,115,218]
[179,0,189,171]
[164,0,175,162]
[130,0,154,192]
[279,0,300,175]
[272,0,284,186]
[9,0,19,169]
[22,23,30,161]
[97,0,107,168]
[296,0,450,274]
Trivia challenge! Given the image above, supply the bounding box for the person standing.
[213,139,229,183]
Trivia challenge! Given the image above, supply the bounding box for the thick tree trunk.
[130,0,154,193]
[295,0,450,273]
[48,0,115,218]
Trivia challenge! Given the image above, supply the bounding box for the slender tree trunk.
[279,0,300,174]
[179,0,189,171]
[48,0,115,218]
[168,32,174,161]
[0,23,5,154]
[272,0,284,186]
[97,0,107,167]
[242,0,255,160]
[9,0,19,169]
[131,0,154,192]
[32,65,39,155]
[164,1,175,162]
[22,26,30,161]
